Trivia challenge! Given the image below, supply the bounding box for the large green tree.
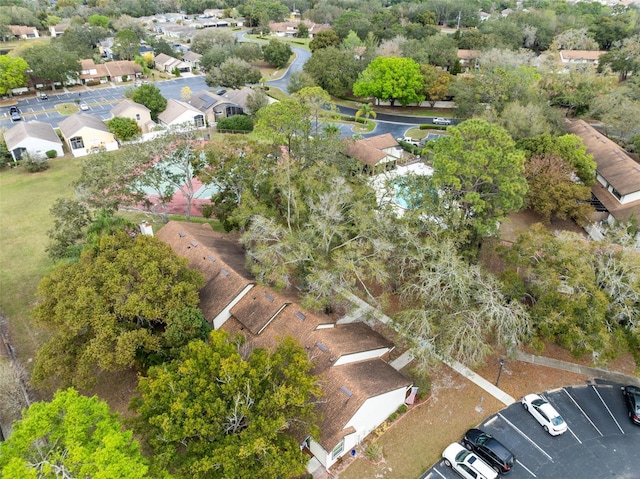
[131,84,167,120]
[261,39,292,69]
[0,389,150,479]
[22,43,80,88]
[353,56,424,107]
[205,58,262,89]
[32,232,205,388]
[113,29,141,61]
[108,116,141,142]
[134,330,320,479]
[428,119,528,241]
[0,56,28,96]
[502,225,640,362]
[303,46,362,97]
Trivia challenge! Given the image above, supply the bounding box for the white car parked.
[522,393,568,435]
[442,442,498,479]
[432,117,451,125]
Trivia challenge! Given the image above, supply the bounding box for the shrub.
[22,154,50,173]
[419,124,447,130]
[396,404,408,414]
[364,442,384,463]
[407,367,432,401]
[217,114,253,132]
[201,204,214,219]
[45,150,57,159]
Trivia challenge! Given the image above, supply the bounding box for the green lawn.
[0,157,83,364]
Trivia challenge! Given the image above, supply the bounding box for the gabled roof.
[4,121,62,150]
[559,50,605,62]
[157,98,203,125]
[155,221,255,322]
[230,285,289,335]
[110,99,151,117]
[457,49,481,60]
[189,88,252,113]
[345,133,400,166]
[183,51,202,63]
[59,113,109,138]
[154,53,176,65]
[312,322,393,358]
[318,360,412,450]
[9,25,37,36]
[565,119,640,196]
[103,60,142,77]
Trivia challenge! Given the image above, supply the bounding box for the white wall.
[333,347,390,366]
[212,283,254,329]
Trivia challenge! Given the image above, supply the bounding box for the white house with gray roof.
[110,100,155,133]
[4,121,63,161]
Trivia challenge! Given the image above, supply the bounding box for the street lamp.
[495,358,505,387]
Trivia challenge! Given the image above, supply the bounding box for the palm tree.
[355,102,377,123]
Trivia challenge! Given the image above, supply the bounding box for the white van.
[442,442,498,479]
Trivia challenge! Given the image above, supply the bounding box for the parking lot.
[422,381,640,479]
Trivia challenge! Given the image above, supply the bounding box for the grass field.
[0,157,83,365]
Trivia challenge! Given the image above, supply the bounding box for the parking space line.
[432,466,447,478]
[518,460,537,477]
[498,413,553,461]
[591,385,624,434]
[562,388,600,438]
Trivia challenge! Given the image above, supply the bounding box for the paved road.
[422,382,640,479]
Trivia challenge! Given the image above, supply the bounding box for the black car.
[463,429,516,474]
[623,385,640,425]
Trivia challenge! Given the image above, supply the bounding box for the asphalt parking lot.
[422,381,640,479]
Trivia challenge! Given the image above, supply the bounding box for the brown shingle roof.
[157,98,202,125]
[559,50,605,62]
[156,222,254,322]
[110,99,151,117]
[457,49,481,60]
[318,360,412,450]
[345,133,400,166]
[230,285,289,334]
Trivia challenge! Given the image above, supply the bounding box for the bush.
[45,150,58,159]
[364,442,384,463]
[201,204,214,219]
[22,154,50,173]
[419,124,447,130]
[407,367,431,401]
[217,114,253,132]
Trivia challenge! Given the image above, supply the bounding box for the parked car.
[432,117,452,125]
[522,393,567,435]
[463,429,516,474]
[442,442,498,479]
[397,136,420,147]
[9,106,21,121]
[39,92,48,100]
[622,385,640,425]
[79,102,89,111]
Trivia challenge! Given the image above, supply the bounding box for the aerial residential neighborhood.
[1,0,640,477]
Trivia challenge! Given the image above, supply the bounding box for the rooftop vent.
[295,311,306,321]
[190,241,198,247]
[265,292,274,302]
[208,255,216,262]
[221,268,229,277]
[340,386,353,398]
[178,232,186,237]
[315,341,328,352]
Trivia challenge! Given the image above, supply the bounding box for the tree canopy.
[353,56,424,106]
[0,388,150,479]
[131,84,167,120]
[262,39,292,68]
[133,330,320,479]
[0,56,28,95]
[32,232,205,388]
[428,119,528,241]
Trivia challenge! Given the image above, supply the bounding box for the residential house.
[457,49,481,70]
[156,221,412,474]
[154,53,191,73]
[158,99,206,129]
[110,100,155,133]
[79,59,142,85]
[565,119,640,223]
[269,20,331,38]
[182,51,202,71]
[9,25,39,39]
[4,121,64,161]
[189,88,251,124]
[558,50,606,67]
[49,22,69,38]
[345,133,404,174]
[59,113,119,157]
